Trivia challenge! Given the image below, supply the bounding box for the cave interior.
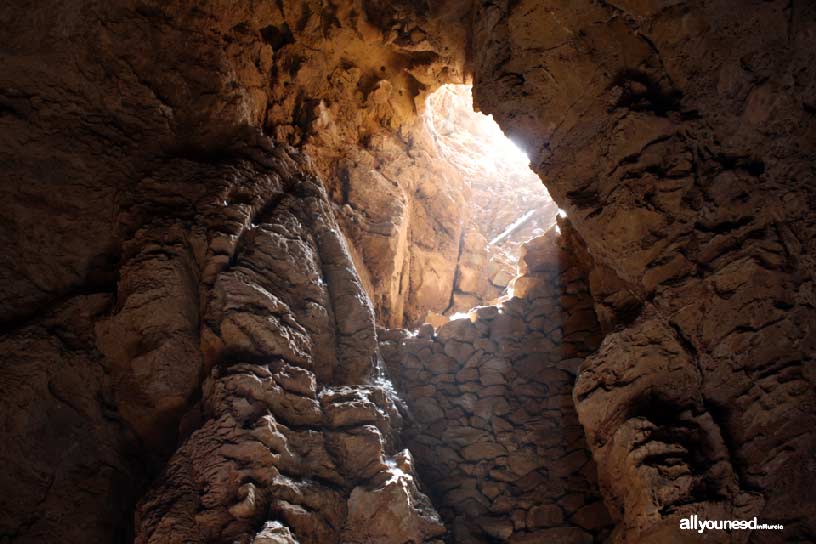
[0,1,814,544]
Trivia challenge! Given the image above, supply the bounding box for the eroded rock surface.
[1,1,815,543]
[1,2,461,541]
[471,1,816,541]
[381,224,613,543]
[131,162,445,544]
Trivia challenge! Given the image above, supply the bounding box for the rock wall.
[470,1,816,541]
[380,224,613,543]
[1,130,446,543]
[0,0,477,332]
[420,84,558,324]
[0,1,465,541]
[2,1,815,543]
[133,157,445,544]
[255,0,476,327]
[0,294,146,542]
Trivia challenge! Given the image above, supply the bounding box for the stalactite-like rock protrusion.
[133,154,445,544]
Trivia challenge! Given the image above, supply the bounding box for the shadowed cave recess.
[0,2,814,544]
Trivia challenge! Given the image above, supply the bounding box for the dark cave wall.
[0,1,461,542]
[470,1,816,541]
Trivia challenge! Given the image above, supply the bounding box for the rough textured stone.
[382,228,612,543]
[134,173,444,544]
[471,2,816,541]
[2,2,814,543]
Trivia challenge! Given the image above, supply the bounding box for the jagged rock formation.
[380,223,612,543]
[1,136,447,543]
[257,0,476,327]
[1,1,815,543]
[133,160,444,544]
[471,1,816,542]
[0,1,466,541]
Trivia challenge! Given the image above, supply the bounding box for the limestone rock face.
[1,128,445,543]
[0,2,461,541]
[470,1,816,541]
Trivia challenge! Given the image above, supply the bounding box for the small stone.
[474,305,500,320]
[477,516,514,539]
[444,339,475,363]
[474,338,498,352]
[527,504,564,528]
[428,353,459,373]
[438,317,479,342]
[480,480,507,500]
[456,368,480,382]
[482,357,509,372]
[461,441,508,461]
[507,448,543,476]
[479,370,505,386]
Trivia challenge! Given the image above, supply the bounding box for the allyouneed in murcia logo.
[680,515,783,534]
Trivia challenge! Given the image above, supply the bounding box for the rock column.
[134,152,445,544]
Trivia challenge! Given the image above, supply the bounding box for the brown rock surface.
[0,294,145,542]
[0,2,460,540]
[471,1,816,541]
[131,165,444,544]
[381,225,612,543]
[1,1,815,543]
[325,82,558,327]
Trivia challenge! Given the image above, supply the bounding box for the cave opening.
[416,84,559,326]
[376,85,614,543]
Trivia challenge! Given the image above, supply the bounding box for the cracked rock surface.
[471,1,816,541]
